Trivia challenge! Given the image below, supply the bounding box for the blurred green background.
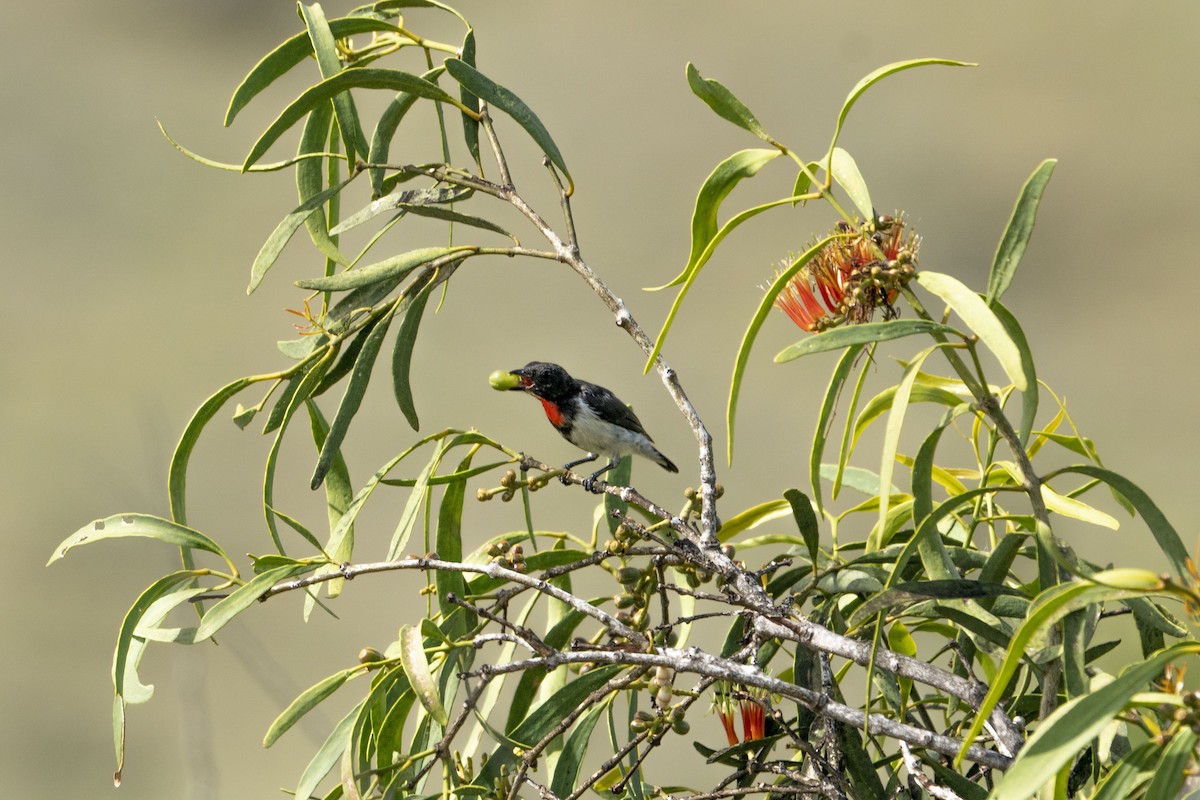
[7,2,1199,797]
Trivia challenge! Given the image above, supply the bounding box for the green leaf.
[776,319,958,363]
[1041,483,1119,530]
[480,665,625,785]
[249,172,358,294]
[1091,742,1158,800]
[368,65,447,195]
[727,233,837,461]
[649,148,780,292]
[435,453,474,638]
[399,624,449,726]
[306,400,354,547]
[443,58,571,191]
[989,642,1200,799]
[295,90,348,267]
[810,345,864,514]
[243,68,467,171]
[986,159,1057,306]
[293,700,361,800]
[829,147,873,221]
[168,377,258,527]
[392,280,436,430]
[851,384,964,454]
[331,184,472,235]
[300,3,369,164]
[50,514,230,568]
[990,300,1038,446]
[784,489,820,567]
[296,245,469,291]
[224,16,403,125]
[311,307,397,489]
[685,62,776,145]
[717,499,790,543]
[1144,727,1197,800]
[190,564,313,643]
[457,29,481,169]
[827,59,974,171]
[1049,465,1191,580]
[913,271,1027,390]
[114,571,206,700]
[550,703,607,799]
[264,668,356,747]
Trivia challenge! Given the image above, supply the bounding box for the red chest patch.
[539,398,565,427]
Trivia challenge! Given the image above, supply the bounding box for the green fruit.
[489,370,521,391]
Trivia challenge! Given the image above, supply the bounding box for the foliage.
[52,3,1200,799]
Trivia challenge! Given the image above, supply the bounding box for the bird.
[503,361,678,492]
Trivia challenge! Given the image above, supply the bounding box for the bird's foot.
[581,476,600,493]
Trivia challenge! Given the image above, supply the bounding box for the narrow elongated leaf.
[265,668,355,747]
[50,514,229,567]
[784,489,820,567]
[249,173,358,294]
[168,377,257,526]
[306,401,354,544]
[311,308,397,489]
[777,319,957,363]
[436,452,474,638]
[650,149,780,292]
[990,300,1038,446]
[716,499,790,543]
[392,280,436,429]
[685,62,775,144]
[296,85,348,266]
[914,271,1027,390]
[457,29,481,169]
[1041,483,1119,530]
[244,68,467,171]
[1144,727,1197,800]
[990,643,1200,799]
[368,65,447,195]
[810,345,864,514]
[399,625,448,726]
[1049,465,1191,579]
[829,147,873,221]
[225,17,402,125]
[300,3,369,164]
[293,701,362,800]
[330,185,472,235]
[114,571,205,699]
[550,703,607,799]
[727,234,837,461]
[296,245,469,291]
[827,59,973,168]
[190,564,313,643]
[480,665,625,785]
[987,159,1057,305]
[443,58,571,191]
[852,384,964,453]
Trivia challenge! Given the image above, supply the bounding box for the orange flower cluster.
[774,214,919,333]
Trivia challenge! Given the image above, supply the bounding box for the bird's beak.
[506,368,532,392]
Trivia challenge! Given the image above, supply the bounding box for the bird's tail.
[650,446,678,473]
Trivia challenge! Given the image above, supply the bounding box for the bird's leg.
[582,456,620,493]
[561,453,598,485]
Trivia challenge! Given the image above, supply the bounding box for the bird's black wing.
[578,381,654,439]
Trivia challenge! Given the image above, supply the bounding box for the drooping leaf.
[1040,483,1119,530]
[192,564,313,643]
[685,62,777,145]
[784,489,820,567]
[311,307,397,489]
[986,159,1057,306]
[727,234,838,461]
[399,624,449,726]
[827,59,974,170]
[443,58,570,190]
[367,65,447,195]
[810,345,864,514]
[295,90,348,266]
[457,29,481,169]
[50,514,230,569]
[225,16,403,125]
[649,148,780,292]
[243,68,468,171]
[293,701,362,800]
[330,185,472,235]
[990,300,1038,446]
[829,147,873,221]
[300,3,369,164]
[717,499,790,543]
[296,245,469,291]
[435,452,474,638]
[913,271,1027,390]
[550,703,608,799]
[776,319,958,363]
[249,173,358,294]
[392,279,436,430]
